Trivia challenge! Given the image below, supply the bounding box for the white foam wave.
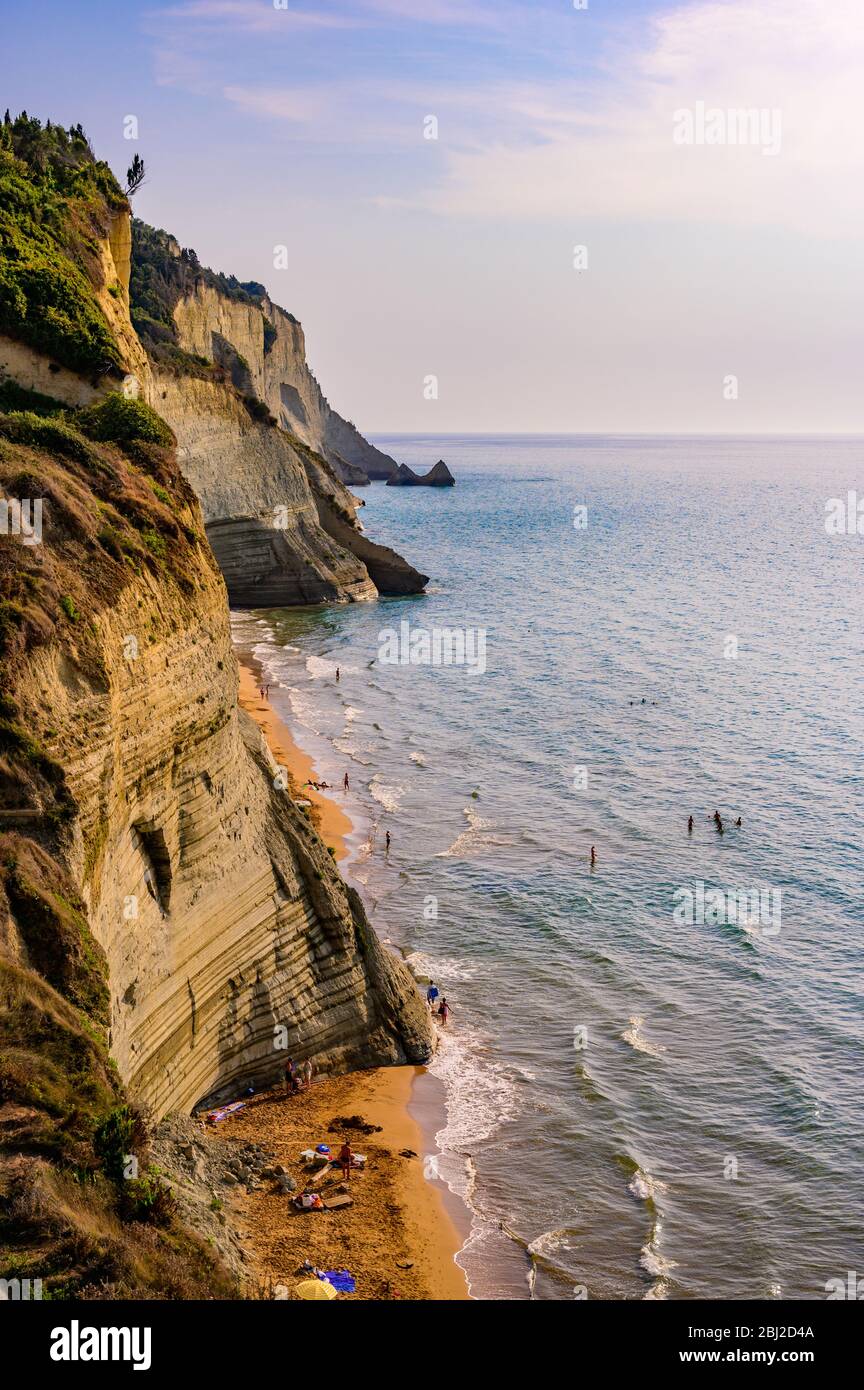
[437,806,515,859]
[410,751,427,766]
[428,1026,521,1153]
[405,950,477,984]
[629,1168,668,1202]
[528,1229,574,1259]
[306,655,357,679]
[287,688,325,737]
[369,777,403,812]
[622,1016,666,1058]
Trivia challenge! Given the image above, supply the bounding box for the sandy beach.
[211,1069,469,1300]
[237,654,353,860]
[232,650,470,1300]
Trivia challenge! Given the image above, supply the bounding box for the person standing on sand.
[385,831,391,852]
[438,998,451,1025]
[284,1058,297,1095]
[339,1140,353,1182]
[303,1058,313,1089]
[343,772,350,792]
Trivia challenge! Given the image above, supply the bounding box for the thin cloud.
[408,0,864,234]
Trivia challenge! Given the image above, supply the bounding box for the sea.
[230,434,864,1301]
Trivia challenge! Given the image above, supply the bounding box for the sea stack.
[386,459,455,487]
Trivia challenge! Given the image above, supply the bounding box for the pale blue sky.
[3,0,862,432]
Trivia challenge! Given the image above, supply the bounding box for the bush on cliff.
[74,391,174,447]
[0,113,124,378]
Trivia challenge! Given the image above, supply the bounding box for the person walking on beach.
[284,1058,297,1095]
[343,772,350,792]
[427,981,439,1008]
[339,1140,353,1182]
[385,830,391,852]
[438,998,451,1025]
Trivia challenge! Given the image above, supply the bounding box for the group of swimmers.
[688,811,743,835]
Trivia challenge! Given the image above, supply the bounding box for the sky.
[2,0,863,433]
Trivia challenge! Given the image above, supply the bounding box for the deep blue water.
[232,434,864,1300]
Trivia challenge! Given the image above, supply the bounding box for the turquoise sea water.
[231,435,864,1300]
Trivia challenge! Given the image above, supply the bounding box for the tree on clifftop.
[125,153,146,196]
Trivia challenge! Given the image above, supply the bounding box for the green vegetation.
[119,1168,177,1227]
[0,377,65,416]
[59,594,79,622]
[0,113,124,377]
[75,391,174,447]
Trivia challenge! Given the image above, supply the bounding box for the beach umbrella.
[295,1278,338,1301]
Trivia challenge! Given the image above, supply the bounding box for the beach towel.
[205,1101,246,1125]
[321,1270,356,1294]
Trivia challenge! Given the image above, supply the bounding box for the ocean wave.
[429,1026,521,1153]
[306,654,357,678]
[343,705,363,721]
[622,1016,666,1058]
[628,1167,668,1202]
[287,688,325,737]
[406,950,477,983]
[333,735,374,764]
[369,777,403,812]
[527,1228,575,1259]
[640,1226,677,1280]
[410,751,428,766]
[437,806,516,859]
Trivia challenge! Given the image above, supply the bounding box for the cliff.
[131,222,427,600]
[0,114,432,1297]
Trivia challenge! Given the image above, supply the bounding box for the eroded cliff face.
[153,371,378,605]
[0,121,432,1295]
[171,282,398,482]
[135,237,427,601]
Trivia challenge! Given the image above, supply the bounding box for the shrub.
[59,595,79,622]
[0,378,65,416]
[119,1169,176,1227]
[0,121,124,377]
[93,1104,146,1184]
[74,392,173,447]
[0,410,97,464]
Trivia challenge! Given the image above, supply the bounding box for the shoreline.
[236,651,353,861]
[233,646,470,1300]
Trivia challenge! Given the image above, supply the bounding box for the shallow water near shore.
[232,433,864,1300]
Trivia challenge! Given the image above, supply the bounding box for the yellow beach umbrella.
[295,1278,338,1301]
